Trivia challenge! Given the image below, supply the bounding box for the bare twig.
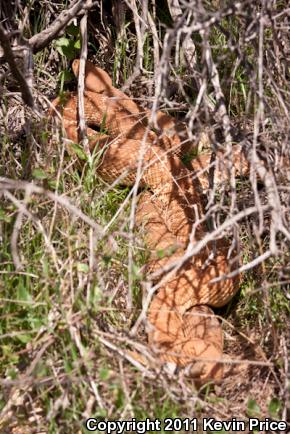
[0,24,34,107]
[125,0,146,71]
[29,0,96,53]
[77,2,91,155]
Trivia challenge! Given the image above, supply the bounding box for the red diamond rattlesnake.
[50,59,249,382]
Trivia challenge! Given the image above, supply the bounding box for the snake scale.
[51,59,249,382]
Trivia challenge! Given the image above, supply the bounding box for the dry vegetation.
[0,0,289,433]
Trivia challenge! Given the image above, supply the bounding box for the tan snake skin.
[51,60,249,382]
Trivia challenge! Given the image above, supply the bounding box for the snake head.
[72,59,113,94]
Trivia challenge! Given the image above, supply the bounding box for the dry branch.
[0,24,34,107]
[76,2,91,155]
[29,0,96,53]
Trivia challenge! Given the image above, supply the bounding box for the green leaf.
[42,258,50,277]
[247,398,261,417]
[55,37,70,57]
[0,208,11,222]
[132,263,140,277]
[47,179,57,189]
[95,407,107,419]
[102,255,111,265]
[17,285,32,302]
[77,262,89,273]
[2,345,19,363]
[92,285,102,304]
[66,24,79,36]
[74,39,81,50]
[99,367,110,381]
[268,397,282,418]
[32,168,48,180]
[28,316,43,328]
[61,45,76,60]
[157,245,177,259]
[59,70,74,83]
[55,37,76,59]
[56,37,70,48]
[70,143,88,161]
[17,333,32,344]
[157,249,165,258]
[7,368,18,379]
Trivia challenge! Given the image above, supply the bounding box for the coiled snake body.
[51,60,248,382]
